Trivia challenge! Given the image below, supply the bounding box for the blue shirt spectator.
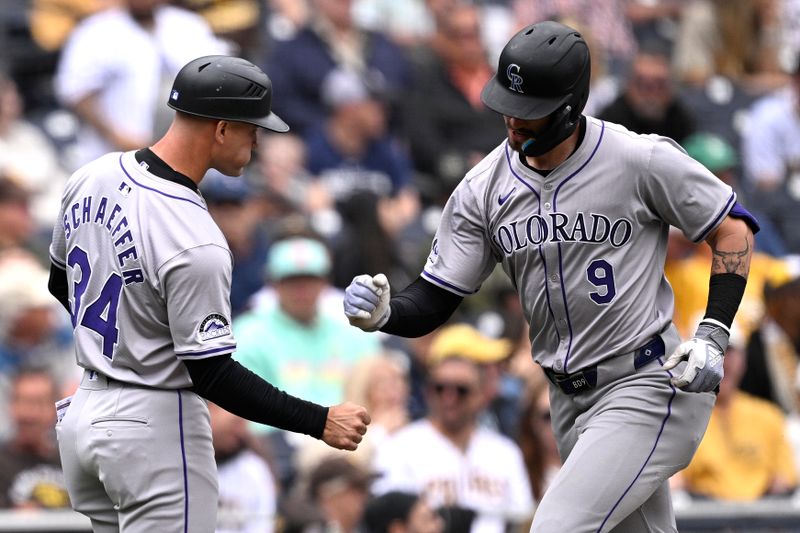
[263,0,411,135]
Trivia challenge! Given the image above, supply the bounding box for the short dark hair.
[363,491,420,533]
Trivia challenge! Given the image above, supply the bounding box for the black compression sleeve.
[703,273,747,328]
[48,263,70,313]
[380,277,463,337]
[184,355,328,439]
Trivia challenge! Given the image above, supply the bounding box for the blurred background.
[1,0,800,531]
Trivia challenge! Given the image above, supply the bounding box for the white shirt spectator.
[372,419,535,533]
[55,5,228,169]
[216,450,277,533]
[742,86,800,192]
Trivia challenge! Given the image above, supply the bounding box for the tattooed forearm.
[711,235,751,276]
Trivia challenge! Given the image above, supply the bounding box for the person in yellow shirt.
[667,132,799,340]
[665,231,796,340]
[676,330,797,501]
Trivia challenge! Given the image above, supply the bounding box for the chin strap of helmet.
[521,105,580,157]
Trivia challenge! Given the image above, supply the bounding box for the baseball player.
[344,22,759,532]
[48,56,370,533]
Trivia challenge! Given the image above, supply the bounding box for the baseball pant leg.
[94,386,218,533]
[609,481,674,533]
[61,373,218,533]
[58,385,121,533]
[531,358,714,533]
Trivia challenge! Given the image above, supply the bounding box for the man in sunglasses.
[371,323,534,533]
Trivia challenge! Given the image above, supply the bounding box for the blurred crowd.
[1,0,800,531]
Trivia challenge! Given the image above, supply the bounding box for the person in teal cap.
[233,235,383,421]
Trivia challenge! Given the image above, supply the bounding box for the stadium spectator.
[234,235,381,411]
[741,275,800,415]
[675,328,797,501]
[233,235,381,488]
[672,0,786,92]
[0,177,34,253]
[0,73,69,236]
[306,66,418,222]
[362,490,444,533]
[401,3,506,204]
[262,0,411,136]
[681,132,787,256]
[517,371,562,503]
[426,322,515,435]
[209,402,278,533]
[176,0,263,60]
[371,332,534,533]
[664,226,797,342]
[0,251,74,383]
[201,171,272,317]
[351,0,441,48]
[598,44,696,143]
[254,132,324,218]
[28,0,107,53]
[295,352,411,472]
[512,0,637,77]
[297,456,376,533]
[54,0,228,169]
[741,56,800,253]
[0,368,69,509]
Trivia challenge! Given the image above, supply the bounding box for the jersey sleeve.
[159,244,237,360]
[421,182,498,296]
[641,137,736,243]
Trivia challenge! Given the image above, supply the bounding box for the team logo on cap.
[171,90,180,101]
[506,64,524,93]
[198,313,231,341]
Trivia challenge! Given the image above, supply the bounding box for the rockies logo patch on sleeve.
[198,314,231,341]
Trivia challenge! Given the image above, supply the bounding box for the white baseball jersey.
[49,151,236,388]
[423,117,735,374]
[371,420,534,533]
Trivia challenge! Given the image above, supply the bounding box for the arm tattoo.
[711,236,751,277]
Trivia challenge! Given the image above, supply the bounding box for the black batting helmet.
[481,21,590,156]
[167,55,289,132]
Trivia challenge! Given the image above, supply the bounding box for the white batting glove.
[662,319,729,393]
[343,274,391,332]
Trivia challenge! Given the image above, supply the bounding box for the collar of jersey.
[134,148,198,192]
[511,115,599,182]
[120,152,207,209]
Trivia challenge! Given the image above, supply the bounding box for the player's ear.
[214,120,229,143]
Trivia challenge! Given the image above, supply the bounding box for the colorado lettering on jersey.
[62,192,144,285]
[492,211,633,255]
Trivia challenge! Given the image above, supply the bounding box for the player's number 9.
[587,259,616,305]
[67,246,123,358]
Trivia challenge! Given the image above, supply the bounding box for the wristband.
[703,273,746,327]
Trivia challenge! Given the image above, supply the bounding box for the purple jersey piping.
[693,192,736,243]
[553,120,606,373]
[50,253,67,269]
[504,143,541,201]
[175,345,237,358]
[598,360,676,532]
[421,270,475,296]
[504,143,561,343]
[118,155,207,210]
[177,391,189,533]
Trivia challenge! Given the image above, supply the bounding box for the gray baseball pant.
[531,332,715,532]
[57,370,218,533]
